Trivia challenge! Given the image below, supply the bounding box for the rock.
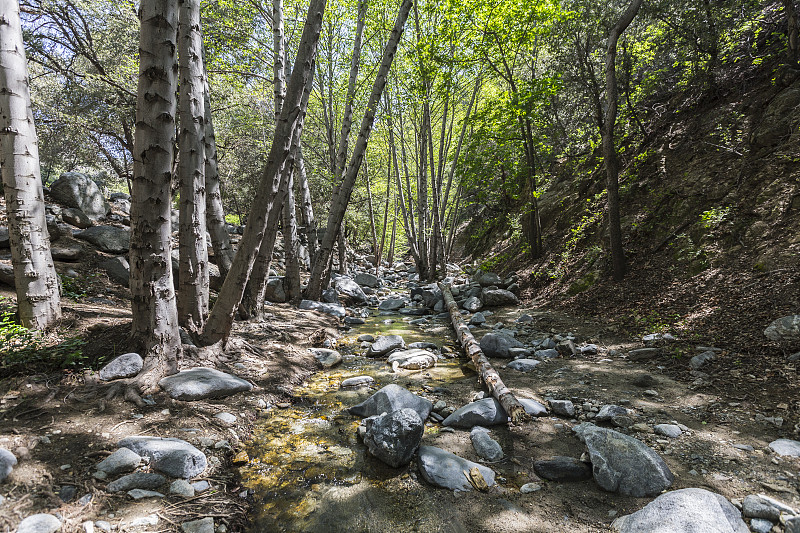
[463,296,483,312]
[480,332,524,358]
[58,485,77,502]
[442,397,547,428]
[340,376,374,388]
[387,349,437,371]
[181,518,214,533]
[96,447,141,475]
[749,518,773,533]
[573,423,673,497]
[549,399,575,417]
[520,483,542,494]
[632,374,658,388]
[354,272,380,288]
[595,405,628,422]
[769,438,800,457]
[516,314,533,323]
[127,515,158,528]
[534,348,560,359]
[298,300,346,318]
[348,384,432,421]
[363,408,423,468]
[0,448,17,482]
[334,276,367,304]
[265,277,287,303]
[469,312,486,326]
[321,287,338,304]
[765,315,800,342]
[100,256,130,287]
[49,245,82,261]
[507,359,540,372]
[787,517,800,533]
[62,207,94,229]
[75,226,130,253]
[475,272,502,287]
[0,227,8,249]
[742,494,782,521]
[128,489,164,500]
[611,488,748,533]
[366,335,405,356]
[470,427,504,461]
[158,367,252,401]
[48,172,110,220]
[107,472,167,492]
[16,514,62,533]
[118,436,207,479]
[628,347,659,360]
[417,446,496,491]
[690,350,716,370]
[533,456,592,482]
[344,316,365,325]
[310,348,342,368]
[191,480,210,493]
[169,479,195,498]
[480,289,519,307]
[357,334,375,342]
[378,297,406,311]
[407,341,438,351]
[99,352,143,381]
[654,424,682,438]
[214,412,236,425]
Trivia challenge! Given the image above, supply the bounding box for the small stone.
[191,480,210,493]
[340,376,375,388]
[628,348,659,361]
[214,412,237,425]
[520,483,542,494]
[94,522,111,532]
[98,352,143,381]
[181,517,214,533]
[59,485,78,503]
[549,399,575,417]
[357,334,375,342]
[107,472,167,492]
[470,427,504,462]
[654,424,682,438]
[170,479,195,498]
[127,489,165,500]
[769,439,800,457]
[749,518,773,533]
[0,448,18,482]
[127,515,158,527]
[82,521,94,533]
[17,514,61,533]
[96,447,142,475]
[533,456,592,482]
[690,350,716,370]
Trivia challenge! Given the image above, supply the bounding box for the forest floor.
[1,252,799,531]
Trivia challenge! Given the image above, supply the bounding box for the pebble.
[191,480,210,493]
[654,424,682,438]
[749,518,773,533]
[733,444,754,452]
[127,515,158,527]
[17,514,62,533]
[549,399,575,417]
[340,376,375,388]
[181,517,214,533]
[170,479,195,497]
[0,448,17,482]
[128,489,164,499]
[94,521,111,532]
[520,483,542,494]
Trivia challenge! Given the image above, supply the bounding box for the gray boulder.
[0,264,13,286]
[298,299,346,318]
[0,448,17,482]
[348,384,432,421]
[321,287,338,303]
[769,438,800,457]
[76,226,130,253]
[470,427,504,461]
[463,296,483,312]
[101,256,130,287]
[480,288,519,307]
[334,276,367,304]
[475,272,502,287]
[765,315,800,343]
[99,352,143,381]
[654,424,682,438]
[378,297,406,311]
[16,514,62,533]
[469,312,486,325]
[0,227,8,249]
[690,350,715,370]
[354,272,380,288]
[49,172,110,220]
[366,334,405,357]
[118,436,207,479]
[309,348,342,369]
[181,517,214,533]
[341,376,374,388]
[507,359,540,372]
[62,207,93,229]
[418,446,495,491]
[387,349,436,371]
[443,397,547,428]
[573,423,674,497]
[50,245,82,262]
[741,494,783,521]
[96,447,142,475]
[595,405,629,422]
[107,472,167,492]
[265,277,287,303]
[549,399,575,417]
[533,456,592,481]
[611,488,748,533]
[480,332,524,358]
[363,408,423,467]
[158,367,252,401]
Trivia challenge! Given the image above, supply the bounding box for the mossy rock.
[568,271,599,296]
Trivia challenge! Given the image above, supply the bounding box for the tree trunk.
[177,0,209,334]
[439,283,529,425]
[129,0,181,387]
[282,170,302,303]
[204,79,234,278]
[337,229,347,276]
[376,155,391,278]
[200,0,326,345]
[0,0,61,329]
[305,0,412,300]
[785,0,799,65]
[603,0,643,282]
[365,158,379,268]
[296,146,317,263]
[387,193,398,265]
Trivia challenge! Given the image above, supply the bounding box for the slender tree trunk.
[388,193,398,265]
[296,146,317,262]
[603,0,643,281]
[785,0,799,65]
[305,0,413,300]
[337,230,347,275]
[365,158,379,268]
[177,0,209,333]
[204,80,234,278]
[200,0,326,345]
[129,0,181,387]
[282,170,302,302]
[0,0,61,329]
[376,153,391,277]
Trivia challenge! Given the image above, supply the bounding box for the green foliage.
[59,272,99,300]
[700,206,731,229]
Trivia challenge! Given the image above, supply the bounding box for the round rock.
[17,513,62,533]
[98,353,143,381]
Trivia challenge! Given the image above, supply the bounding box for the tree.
[0,0,61,329]
[177,0,209,333]
[128,0,181,390]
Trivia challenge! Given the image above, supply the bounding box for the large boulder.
[16,514,62,533]
[480,288,519,307]
[480,332,524,358]
[764,315,800,343]
[0,227,9,248]
[475,271,502,287]
[378,297,406,311]
[76,225,130,253]
[0,263,13,286]
[118,436,207,479]
[0,448,17,482]
[411,285,442,309]
[418,446,495,491]
[533,456,592,482]
[363,408,424,468]
[99,352,143,380]
[61,207,93,229]
[101,256,130,287]
[334,276,367,304]
[462,296,483,312]
[442,397,547,428]
[348,384,432,421]
[366,335,405,357]
[611,488,749,533]
[309,348,342,369]
[298,299,346,318]
[387,349,436,371]
[158,367,252,400]
[48,172,110,220]
[768,438,800,457]
[573,423,674,497]
[354,272,380,288]
[96,447,142,475]
[265,277,287,303]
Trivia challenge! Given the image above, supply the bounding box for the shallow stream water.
[241,308,474,532]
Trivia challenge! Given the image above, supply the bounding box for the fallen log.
[438,282,530,425]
